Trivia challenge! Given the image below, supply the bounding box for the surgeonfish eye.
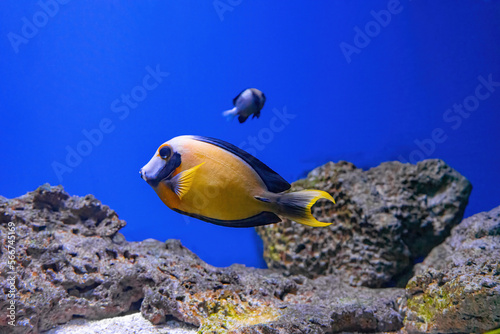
[159,145,172,160]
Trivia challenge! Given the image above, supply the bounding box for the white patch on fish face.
[140,154,166,182]
[140,139,187,186]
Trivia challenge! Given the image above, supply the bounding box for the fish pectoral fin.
[168,162,205,199]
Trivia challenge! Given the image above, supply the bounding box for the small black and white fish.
[222,88,266,123]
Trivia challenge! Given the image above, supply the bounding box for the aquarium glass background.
[1,1,499,268]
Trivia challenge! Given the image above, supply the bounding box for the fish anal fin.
[169,162,205,199]
[173,209,281,227]
[238,115,249,123]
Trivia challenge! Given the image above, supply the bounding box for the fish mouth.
[140,152,181,187]
[139,169,152,182]
[140,167,168,187]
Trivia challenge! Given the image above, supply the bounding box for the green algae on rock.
[196,292,281,333]
[405,206,500,333]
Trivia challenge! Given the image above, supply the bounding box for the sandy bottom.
[43,313,198,334]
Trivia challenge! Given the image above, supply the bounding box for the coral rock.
[405,206,500,333]
[256,159,472,287]
[0,184,405,334]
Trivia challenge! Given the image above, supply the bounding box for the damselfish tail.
[222,107,238,121]
[273,190,335,227]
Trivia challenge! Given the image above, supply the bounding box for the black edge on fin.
[174,209,281,228]
[238,115,249,123]
[233,89,246,106]
[191,136,291,193]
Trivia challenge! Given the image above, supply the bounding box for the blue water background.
[1,1,499,268]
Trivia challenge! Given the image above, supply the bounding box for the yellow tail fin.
[276,190,335,227]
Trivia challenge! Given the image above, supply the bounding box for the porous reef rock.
[405,205,500,334]
[256,159,472,287]
[0,185,405,334]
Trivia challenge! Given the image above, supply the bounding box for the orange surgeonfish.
[140,135,335,227]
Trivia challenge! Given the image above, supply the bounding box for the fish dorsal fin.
[191,136,291,193]
[169,162,205,199]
